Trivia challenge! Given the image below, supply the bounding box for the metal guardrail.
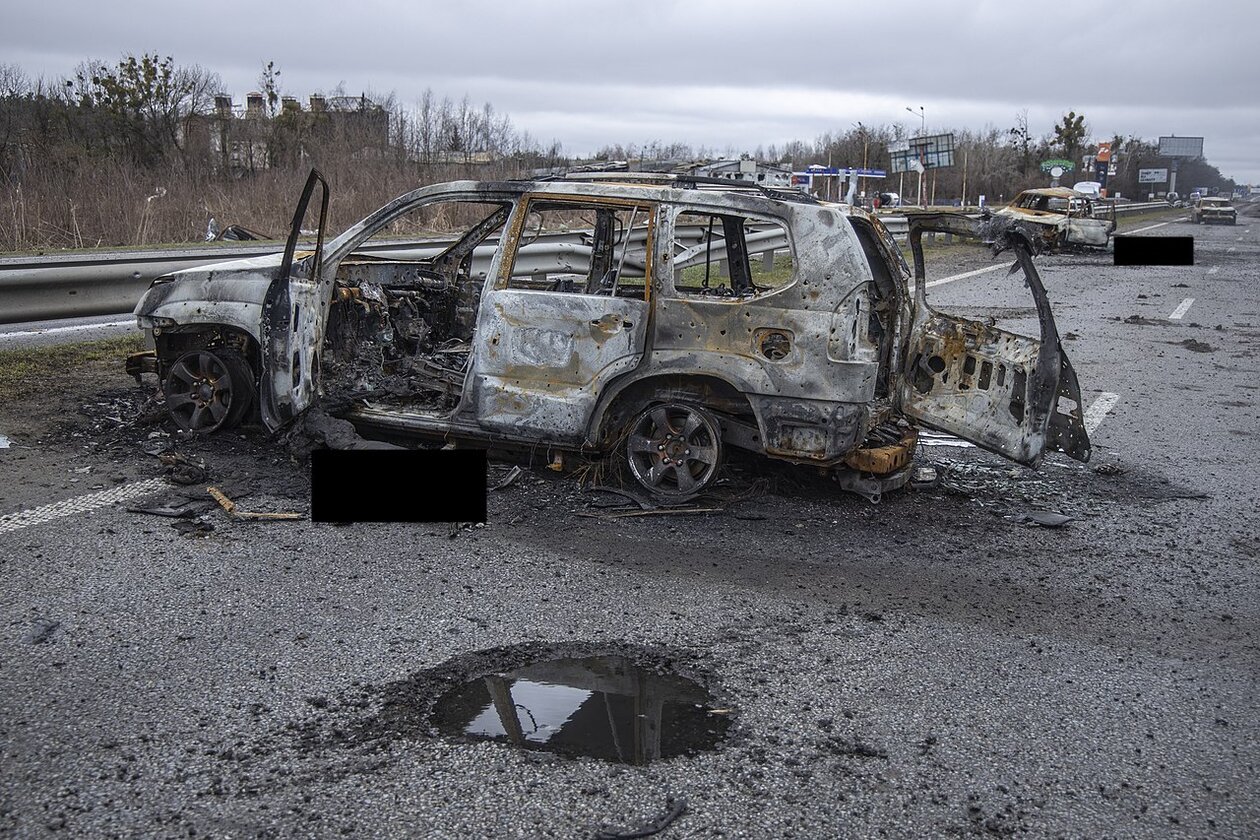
[0,203,1180,325]
[0,225,781,324]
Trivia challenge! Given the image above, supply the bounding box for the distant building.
[183,93,389,175]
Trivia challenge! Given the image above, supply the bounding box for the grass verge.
[0,333,146,405]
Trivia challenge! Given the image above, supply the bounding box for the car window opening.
[321,200,512,417]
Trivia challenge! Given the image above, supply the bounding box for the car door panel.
[474,289,649,441]
[898,214,1090,466]
[259,170,330,430]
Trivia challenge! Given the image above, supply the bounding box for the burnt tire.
[625,402,723,500]
[163,348,255,434]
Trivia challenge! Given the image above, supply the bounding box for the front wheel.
[163,349,256,433]
[624,402,723,500]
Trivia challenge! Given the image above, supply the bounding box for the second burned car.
[131,172,1091,501]
[995,187,1117,250]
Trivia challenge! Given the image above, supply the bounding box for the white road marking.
[1128,221,1171,234]
[0,320,135,340]
[0,478,168,536]
[1084,392,1120,435]
[1169,298,1195,320]
[926,262,1008,289]
[918,430,975,449]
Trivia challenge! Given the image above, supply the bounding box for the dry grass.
[0,333,145,404]
[0,157,538,252]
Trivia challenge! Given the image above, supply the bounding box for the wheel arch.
[155,324,261,380]
[587,370,761,450]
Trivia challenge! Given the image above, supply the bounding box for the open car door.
[897,214,1090,466]
[259,170,331,430]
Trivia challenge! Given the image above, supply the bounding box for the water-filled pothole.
[429,651,730,765]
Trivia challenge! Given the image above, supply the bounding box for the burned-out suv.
[131,171,1090,501]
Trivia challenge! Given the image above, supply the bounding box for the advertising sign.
[889,133,955,173]
[1158,136,1204,158]
[1040,159,1075,174]
[1138,168,1169,183]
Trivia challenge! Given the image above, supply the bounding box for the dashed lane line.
[926,262,1008,289]
[0,478,168,536]
[1084,392,1120,435]
[1127,221,1172,234]
[1169,298,1195,320]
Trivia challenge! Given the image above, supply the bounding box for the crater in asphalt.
[424,647,730,765]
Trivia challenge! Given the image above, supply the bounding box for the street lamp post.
[852,122,870,205]
[906,106,925,205]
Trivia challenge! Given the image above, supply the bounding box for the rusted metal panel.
[898,213,1090,465]
[844,427,918,474]
[474,290,650,442]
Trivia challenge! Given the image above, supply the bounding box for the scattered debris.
[172,520,214,538]
[577,507,723,520]
[158,451,208,485]
[1092,463,1123,476]
[594,797,688,840]
[1015,511,1073,528]
[207,487,303,521]
[490,465,523,492]
[284,408,404,458]
[586,485,659,511]
[1174,338,1214,353]
[911,465,939,487]
[128,495,216,519]
[1122,314,1169,326]
[215,223,271,242]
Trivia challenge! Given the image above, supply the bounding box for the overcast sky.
[5,0,1258,182]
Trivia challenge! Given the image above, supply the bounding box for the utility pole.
[906,106,925,205]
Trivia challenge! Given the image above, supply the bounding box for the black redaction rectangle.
[1113,235,1194,266]
[311,449,487,523]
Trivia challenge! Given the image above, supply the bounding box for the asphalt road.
[1,213,1257,838]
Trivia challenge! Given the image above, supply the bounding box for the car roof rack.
[528,170,821,205]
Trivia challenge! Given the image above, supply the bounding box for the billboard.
[888,133,955,173]
[1158,136,1204,158]
[1138,168,1169,183]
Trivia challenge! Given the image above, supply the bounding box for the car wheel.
[625,402,723,500]
[163,348,254,433]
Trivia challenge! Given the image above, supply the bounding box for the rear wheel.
[163,349,255,433]
[625,402,722,500]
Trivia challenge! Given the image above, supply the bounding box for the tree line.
[0,55,563,250]
[0,54,1240,251]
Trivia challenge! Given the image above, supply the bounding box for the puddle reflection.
[430,654,728,764]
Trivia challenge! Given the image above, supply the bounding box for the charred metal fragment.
[901,213,1090,465]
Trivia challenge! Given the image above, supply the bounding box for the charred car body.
[130,171,1090,501]
[1191,197,1237,225]
[995,187,1116,250]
